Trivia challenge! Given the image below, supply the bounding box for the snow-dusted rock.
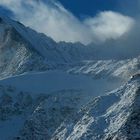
[52,74,140,140]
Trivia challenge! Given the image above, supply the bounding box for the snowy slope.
[0,84,86,140]
[67,57,140,80]
[0,70,120,139]
[52,74,140,140]
[0,16,49,78]
[0,70,139,140]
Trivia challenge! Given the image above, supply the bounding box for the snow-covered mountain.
[52,75,140,140]
[0,15,140,140]
[0,14,98,78]
[0,15,47,78]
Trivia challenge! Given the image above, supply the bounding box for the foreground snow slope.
[0,69,119,140]
[52,74,140,140]
[0,70,139,140]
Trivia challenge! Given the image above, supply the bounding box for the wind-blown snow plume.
[85,11,134,42]
[0,0,134,44]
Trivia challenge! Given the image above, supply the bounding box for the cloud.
[0,0,135,45]
[85,11,134,42]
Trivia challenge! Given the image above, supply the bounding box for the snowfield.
[0,70,123,96]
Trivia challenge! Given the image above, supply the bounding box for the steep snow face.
[52,75,140,140]
[0,17,48,78]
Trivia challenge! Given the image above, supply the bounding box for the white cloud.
[0,0,135,44]
[85,11,135,42]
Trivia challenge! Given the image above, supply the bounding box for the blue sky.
[58,0,118,17]
[56,0,139,18]
[1,0,139,19]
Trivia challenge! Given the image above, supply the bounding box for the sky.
[0,0,139,45]
[0,0,139,18]
[49,0,140,18]
[58,0,119,18]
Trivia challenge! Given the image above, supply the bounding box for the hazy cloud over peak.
[85,11,134,42]
[0,0,135,44]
